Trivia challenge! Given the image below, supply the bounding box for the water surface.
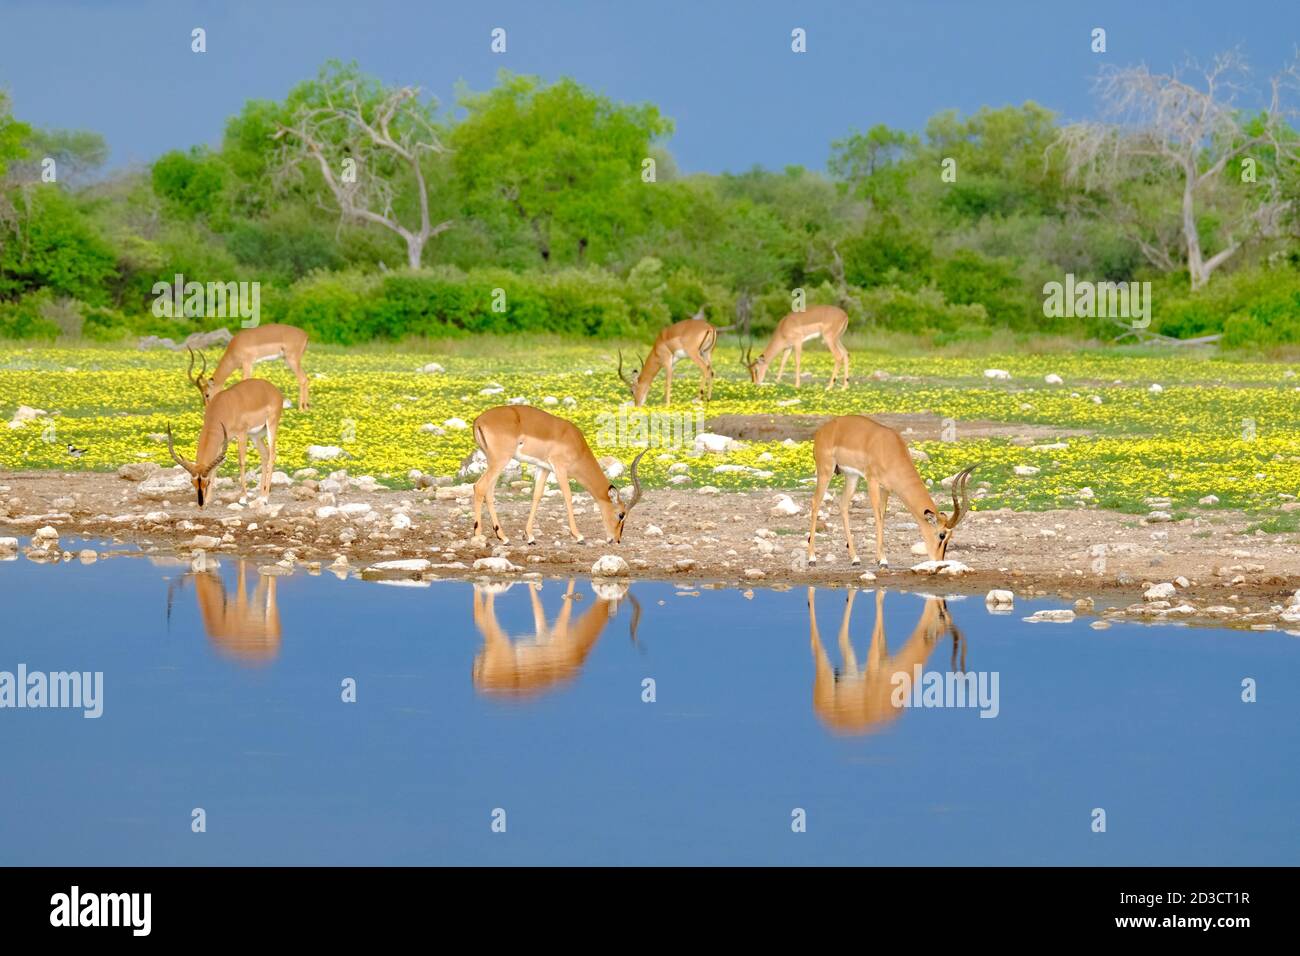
[2,542,1297,865]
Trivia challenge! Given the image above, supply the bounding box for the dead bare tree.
[1053,50,1300,290]
[273,71,451,269]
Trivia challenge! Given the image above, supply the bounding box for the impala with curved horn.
[617,307,717,406]
[187,347,212,405]
[196,323,311,410]
[807,414,977,566]
[471,404,646,546]
[743,304,850,389]
[167,378,286,507]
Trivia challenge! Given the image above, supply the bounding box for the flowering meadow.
[3,343,1300,518]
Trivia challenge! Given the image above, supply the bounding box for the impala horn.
[948,464,978,527]
[187,347,209,401]
[617,350,638,394]
[166,425,195,472]
[623,448,647,512]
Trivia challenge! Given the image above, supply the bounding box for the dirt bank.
[3,467,1300,633]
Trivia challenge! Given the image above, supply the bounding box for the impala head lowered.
[924,464,977,561]
[606,448,647,542]
[617,350,652,406]
[167,423,231,507]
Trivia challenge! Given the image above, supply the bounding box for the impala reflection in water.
[809,587,966,734]
[471,579,640,698]
[169,559,283,665]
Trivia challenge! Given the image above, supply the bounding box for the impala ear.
[923,509,939,527]
[607,486,620,505]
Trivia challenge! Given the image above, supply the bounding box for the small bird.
[66,443,87,458]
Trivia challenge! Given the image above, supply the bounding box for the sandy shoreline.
[4,468,1300,632]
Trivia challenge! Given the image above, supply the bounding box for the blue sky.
[1,0,1297,174]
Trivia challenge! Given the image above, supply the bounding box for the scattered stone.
[985,589,1015,607]
[473,556,522,573]
[1144,582,1177,601]
[770,494,800,517]
[1024,609,1076,623]
[591,554,630,576]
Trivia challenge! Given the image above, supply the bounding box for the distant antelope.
[617,308,718,405]
[190,324,310,410]
[808,414,977,567]
[809,588,965,735]
[743,304,850,389]
[167,378,285,507]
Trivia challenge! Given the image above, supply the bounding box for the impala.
[617,308,718,405]
[167,378,286,507]
[471,405,646,546]
[471,579,639,697]
[192,323,311,410]
[807,414,977,567]
[809,588,964,735]
[743,304,850,389]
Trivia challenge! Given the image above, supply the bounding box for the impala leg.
[552,467,585,543]
[840,472,861,565]
[524,467,549,545]
[775,348,790,383]
[687,351,711,401]
[286,352,310,410]
[794,341,804,388]
[252,433,271,503]
[838,588,860,677]
[473,461,510,543]
[868,477,889,567]
[807,467,832,565]
[868,588,888,670]
[840,345,850,390]
[236,436,248,500]
[663,358,674,406]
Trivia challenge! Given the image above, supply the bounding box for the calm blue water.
[1,541,1297,866]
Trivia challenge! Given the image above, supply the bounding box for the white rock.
[368,558,431,573]
[390,513,412,531]
[743,568,765,580]
[0,537,19,552]
[1199,494,1219,506]
[340,503,371,516]
[443,418,469,430]
[417,362,444,374]
[985,589,1015,606]
[307,445,343,461]
[473,556,521,573]
[1146,511,1173,522]
[770,494,800,517]
[117,462,160,481]
[591,555,630,576]
[12,405,47,422]
[1024,609,1076,623]
[910,559,971,575]
[983,369,1011,380]
[1144,582,1177,601]
[1148,383,1163,393]
[191,535,221,549]
[314,506,340,519]
[858,571,876,582]
[644,524,663,537]
[1014,465,1040,477]
[1044,373,1064,385]
[693,432,737,453]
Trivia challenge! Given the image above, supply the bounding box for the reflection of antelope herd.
[809,587,965,735]
[471,580,640,698]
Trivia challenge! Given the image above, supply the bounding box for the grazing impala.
[618,308,718,405]
[807,414,977,567]
[809,587,964,735]
[743,304,850,389]
[471,405,645,545]
[194,323,310,410]
[471,579,639,697]
[167,377,285,507]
